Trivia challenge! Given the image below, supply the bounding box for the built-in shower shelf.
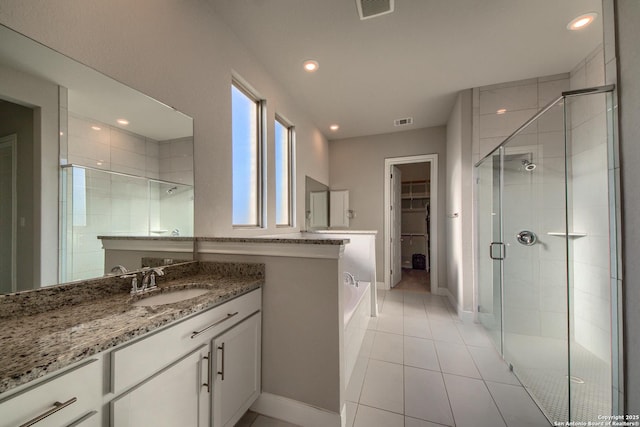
[547,231,587,238]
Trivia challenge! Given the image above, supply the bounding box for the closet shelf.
[401,194,430,199]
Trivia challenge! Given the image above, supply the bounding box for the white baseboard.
[437,287,474,323]
[376,281,386,290]
[251,392,342,427]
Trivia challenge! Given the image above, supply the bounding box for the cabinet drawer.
[111,288,261,395]
[0,359,102,427]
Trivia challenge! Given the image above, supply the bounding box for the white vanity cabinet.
[212,312,261,427]
[0,358,102,427]
[0,288,262,427]
[108,288,262,427]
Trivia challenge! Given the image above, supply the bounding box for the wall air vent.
[356,0,395,20]
[394,117,413,127]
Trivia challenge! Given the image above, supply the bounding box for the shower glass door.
[477,152,503,352]
[500,115,570,422]
[476,87,618,423]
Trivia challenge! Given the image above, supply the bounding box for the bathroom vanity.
[0,261,263,427]
[100,234,377,427]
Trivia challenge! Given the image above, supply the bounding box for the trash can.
[412,253,426,270]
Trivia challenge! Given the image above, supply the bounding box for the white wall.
[328,127,447,288]
[0,62,59,288]
[0,0,329,239]
[445,89,474,313]
[613,0,640,413]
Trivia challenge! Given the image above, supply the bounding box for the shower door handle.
[489,242,505,260]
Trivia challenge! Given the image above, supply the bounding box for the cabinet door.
[111,345,209,427]
[212,313,261,427]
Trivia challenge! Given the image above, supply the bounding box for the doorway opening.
[0,134,17,293]
[384,154,438,293]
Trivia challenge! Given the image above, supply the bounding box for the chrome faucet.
[121,273,140,295]
[110,265,128,274]
[344,271,358,287]
[140,267,165,292]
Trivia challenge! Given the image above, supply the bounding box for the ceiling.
[0,25,193,141]
[211,0,603,140]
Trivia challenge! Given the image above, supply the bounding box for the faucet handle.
[120,274,139,294]
[343,271,358,286]
[111,265,128,274]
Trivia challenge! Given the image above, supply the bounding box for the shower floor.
[504,333,611,423]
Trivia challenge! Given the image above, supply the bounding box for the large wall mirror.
[0,24,194,293]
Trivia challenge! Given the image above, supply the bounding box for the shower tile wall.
[64,114,194,280]
[159,137,195,186]
[473,73,570,340]
[474,74,570,163]
[567,44,611,363]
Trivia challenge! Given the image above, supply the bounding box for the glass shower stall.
[476,85,620,423]
[59,165,194,282]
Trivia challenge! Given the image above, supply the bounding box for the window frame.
[231,80,266,228]
[274,115,295,227]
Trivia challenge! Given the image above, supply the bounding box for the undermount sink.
[131,288,210,307]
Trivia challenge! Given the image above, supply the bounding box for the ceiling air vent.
[356,0,395,20]
[394,117,413,127]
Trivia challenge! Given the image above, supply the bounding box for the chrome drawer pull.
[217,342,225,381]
[190,312,239,339]
[202,351,211,393]
[19,397,77,427]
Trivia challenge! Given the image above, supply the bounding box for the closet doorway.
[384,154,438,293]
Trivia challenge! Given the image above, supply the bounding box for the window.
[275,117,294,226]
[232,82,263,226]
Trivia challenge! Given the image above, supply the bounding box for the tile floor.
[393,268,430,292]
[238,288,551,427]
[345,289,551,427]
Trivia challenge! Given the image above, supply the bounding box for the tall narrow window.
[275,117,294,226]
[232,82,262,226]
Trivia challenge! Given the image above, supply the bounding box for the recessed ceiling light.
[116,118,129,125]
[303,60,319,72]
[567,12,597,30]
[330,124,339,131]
[496,108,507,115]
[91,126,101,131]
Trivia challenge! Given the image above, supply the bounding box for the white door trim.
[384,154,438,293]
[0,134,18,293]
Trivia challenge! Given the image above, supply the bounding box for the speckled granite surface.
[97,236,195,241]
[0,261,264,394]
[196,236,348,245]
[99,235,349,245]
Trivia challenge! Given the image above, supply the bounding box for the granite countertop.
[0,261,264,395]
[98,235,349,245]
